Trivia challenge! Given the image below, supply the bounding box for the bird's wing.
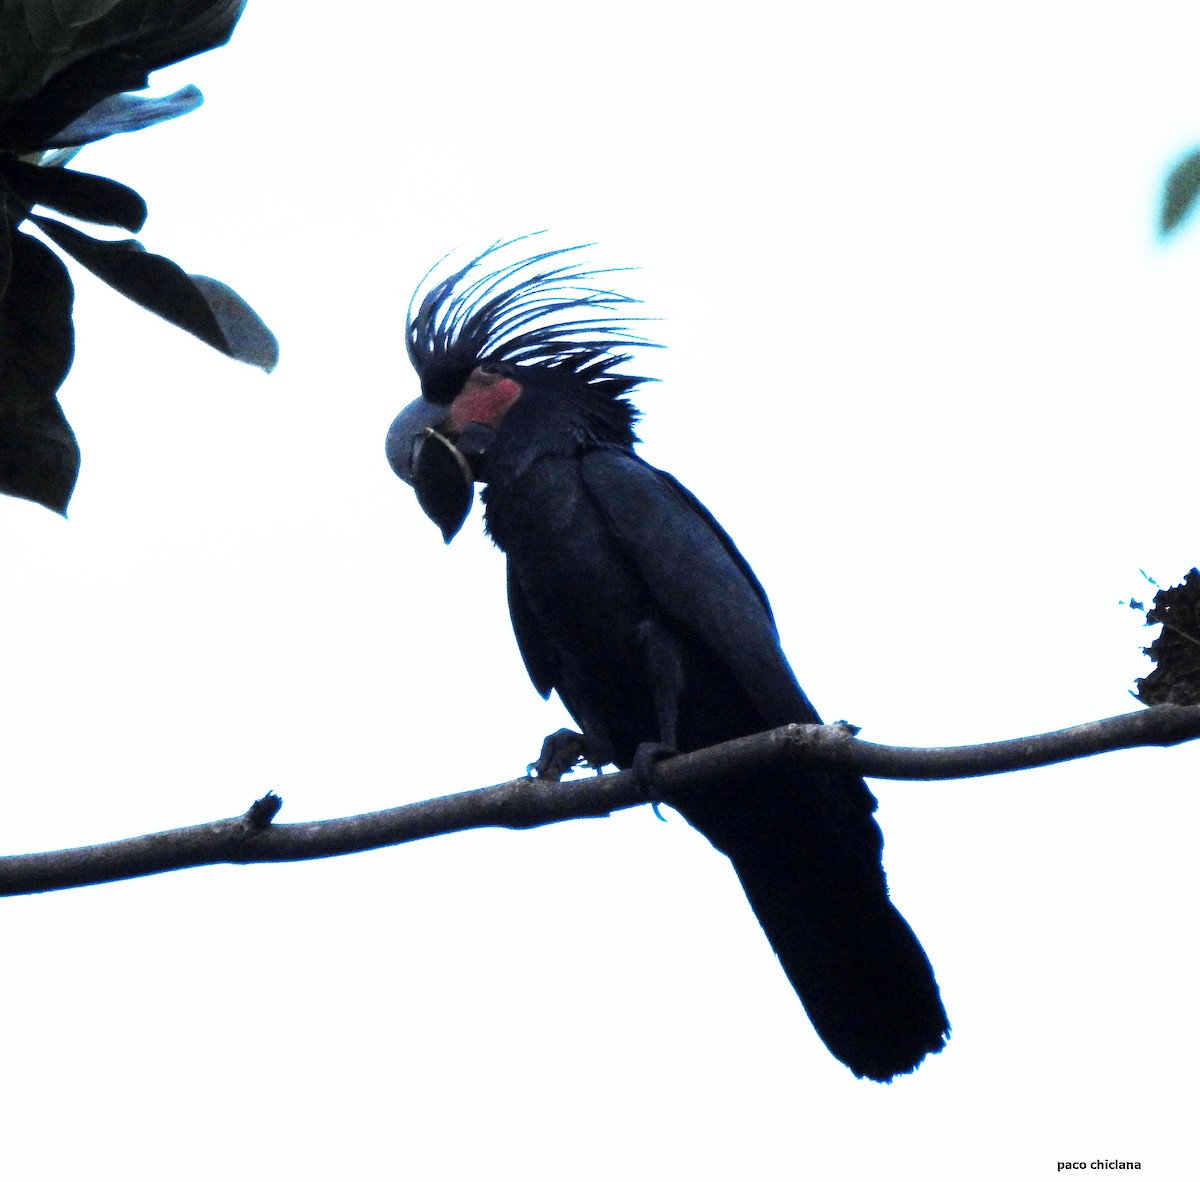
[579,447,819,728]
[507,562,556,699]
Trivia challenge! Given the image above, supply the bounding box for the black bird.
[386,241,949,1081]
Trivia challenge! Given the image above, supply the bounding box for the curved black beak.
[386,399,496,543]
[386,397,445,484]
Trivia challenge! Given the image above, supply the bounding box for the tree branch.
[3,704,1197,898]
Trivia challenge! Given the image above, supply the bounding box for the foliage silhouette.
[0,0,275,514]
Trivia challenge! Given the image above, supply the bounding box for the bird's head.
[386,238,656,542]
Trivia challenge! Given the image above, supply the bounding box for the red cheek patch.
[450,377,522,429]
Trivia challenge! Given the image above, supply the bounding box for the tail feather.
[672,765,949,1081]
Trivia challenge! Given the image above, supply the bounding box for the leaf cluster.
[0,0,276,514]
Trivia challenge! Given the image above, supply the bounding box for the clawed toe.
[632,741,678,794]
[530,728,589,781]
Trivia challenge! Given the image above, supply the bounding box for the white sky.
[2,3,1198,1178]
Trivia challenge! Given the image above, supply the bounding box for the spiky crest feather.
[405,237,658,410]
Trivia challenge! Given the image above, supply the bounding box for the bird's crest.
[406,236,658,407]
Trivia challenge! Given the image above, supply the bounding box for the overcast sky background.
[2,3,1197,1178]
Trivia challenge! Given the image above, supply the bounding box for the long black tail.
[672,763,949,1081]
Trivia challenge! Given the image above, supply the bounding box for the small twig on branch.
[2,704,1197,899]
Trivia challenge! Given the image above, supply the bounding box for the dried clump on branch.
[1134,568,1200,707]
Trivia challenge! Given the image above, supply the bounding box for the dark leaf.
[0,0,246,150]
[1135,569,1200,705]
[1160,149,1200,237]
[31,214,278,370]
[45,85,203,147]
[0,156,146,231]
[0,395,80,514]
[0,228,78,511]
[0,227,75,418]
[187,275,280,371]
[0,202,12,301]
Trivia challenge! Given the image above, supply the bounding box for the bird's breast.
[485,456,668,762]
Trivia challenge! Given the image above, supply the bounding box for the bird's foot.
[633,742,678,821]
[529,728,589,781]
[632,741,678,794]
